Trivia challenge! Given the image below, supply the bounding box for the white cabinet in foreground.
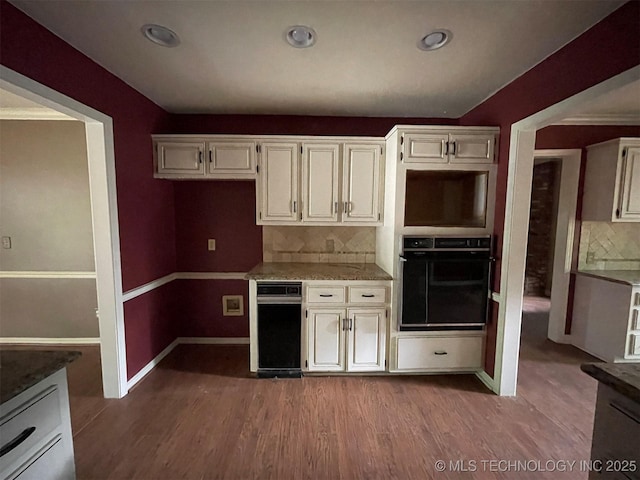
[0,369,75,480]
[394,334,484,372]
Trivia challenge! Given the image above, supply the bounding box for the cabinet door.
[307,308,345,371]
[302,143,340,223]
[206,141,256,176]
[258,142,299,223]
[346,308,386,372]
[156,141,205,175]
[618,146,640,220]
[449,134,495,164]
[342,143,382,223]
[401,134,448,163]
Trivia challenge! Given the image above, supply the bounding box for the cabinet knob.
[434,351,448,356]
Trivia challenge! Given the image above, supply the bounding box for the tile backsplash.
[578,221,640,270]
[263,226,376,263]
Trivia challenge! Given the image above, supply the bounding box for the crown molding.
[0,107,75,121]
[553,113,640,126]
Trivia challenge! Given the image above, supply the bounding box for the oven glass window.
[404,170,488,227]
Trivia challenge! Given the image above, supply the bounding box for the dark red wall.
[167,115,456,136]
[123,283,178,379]
[459,1,640,378]
[174,181,262,272]
[0,1,177,379]
[175,280,250,338]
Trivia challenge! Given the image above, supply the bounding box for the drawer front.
[6,435,73,480]
[348,286,387,304]
[630,334,640,356]
[591,385,640,470]
[0,387,61,472]
[396,336,483,371]
[307,286,345,304]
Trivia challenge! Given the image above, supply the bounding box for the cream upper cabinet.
[343,143,382,223]
[449,133,495,164]
[156,141,205,175]
[583,138,640,222]
[401,133,449,163]
[257,138,384,226]
[206,140,256,177]
[400,130,496,164]
[620,146,640,220]
[258,142,299,223]
[302,143,340,223]
[154,136,257,179]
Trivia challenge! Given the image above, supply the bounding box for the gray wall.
[0,120,98,338]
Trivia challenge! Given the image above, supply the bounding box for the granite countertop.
[581,363,640,403]
[574,270,640,286]
[0,350,81,404]
[245,262,392,281]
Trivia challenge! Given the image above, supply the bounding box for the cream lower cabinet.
[306,307,387,372]
[304,282,389,373]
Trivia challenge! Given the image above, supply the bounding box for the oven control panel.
[403,236,491,251]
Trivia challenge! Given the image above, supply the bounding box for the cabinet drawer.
[629,334,640,356]
[307,286,345,303]
[5,435,72,480]
[396,336,483,371]
[348,286,387,304]
[0,387,61,472]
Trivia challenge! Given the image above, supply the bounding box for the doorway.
[0,65,127,398]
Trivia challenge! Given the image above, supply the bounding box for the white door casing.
[0,65,127,398]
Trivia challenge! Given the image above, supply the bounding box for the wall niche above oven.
[404,170,488,228]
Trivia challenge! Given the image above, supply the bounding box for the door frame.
[532,149,581,344]
[493,65,640,396]
[0,66,128,398]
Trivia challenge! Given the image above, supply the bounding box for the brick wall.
[524,161,560,297]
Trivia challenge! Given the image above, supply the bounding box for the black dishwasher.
[257,282,302,378]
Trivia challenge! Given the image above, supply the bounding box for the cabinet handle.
[451,141,457,155]
[319,294,334,298]
[341,317,346,331]
[293,201,297,213]
[209,150,213,163]
[434,351,448,356]
[344,202,348,214]
[361,294,375,298]
[198,151,203,164]
[348,202,353,213]
[0,426,36,457]
[334,202,338,214]
[610,402,640,424]
[349,318,353,331]
[443,140,448,156]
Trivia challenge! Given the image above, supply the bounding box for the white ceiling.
[9,0,627,118]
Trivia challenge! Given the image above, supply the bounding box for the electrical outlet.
[1,236,11,249]
[208,239,216,251]
[586,252,595,263]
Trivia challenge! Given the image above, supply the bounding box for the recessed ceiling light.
[141,24,180,48]
[418,29,451,51]
[286,25,316,48]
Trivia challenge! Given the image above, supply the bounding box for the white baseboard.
[0,337,101,345]
[127,338,179,390]
[177,337,250,345]
[475,370,497,393]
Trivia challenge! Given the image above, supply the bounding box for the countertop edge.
[581,363,640,403]
[573,270,640,286]
[0,350,82,404]
[245,263,393,281]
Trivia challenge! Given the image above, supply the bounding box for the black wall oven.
[400,236,492,331]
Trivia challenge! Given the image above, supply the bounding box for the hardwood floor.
[26,317,600,480]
